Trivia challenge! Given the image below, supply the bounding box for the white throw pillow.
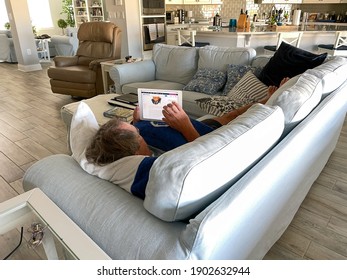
[70,102,149,195]
[144,104,285,222]
[266,72,323,134]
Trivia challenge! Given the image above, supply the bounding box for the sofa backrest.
[153,43,199,85]
[144,104,284,222]
[266,56,347,136]
[198,46,256,71]
[306,56,347,97]
[152,44,257,85]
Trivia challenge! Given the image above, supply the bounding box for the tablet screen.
[138,88,183,121]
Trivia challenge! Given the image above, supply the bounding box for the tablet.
[138,88,183,121]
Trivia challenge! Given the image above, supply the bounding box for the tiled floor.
[0,61,347,259]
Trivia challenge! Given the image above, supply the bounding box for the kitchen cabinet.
[302,0,340,3]
[73,0,104,27]
[184,0,212,4]
[166,0,184,4]
[254,0,274,4]
[274,0,302,3]
[256,0,302,3]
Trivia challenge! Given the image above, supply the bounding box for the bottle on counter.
[237,8,247,29]
[245,11,250,31]
[213,13,222,27]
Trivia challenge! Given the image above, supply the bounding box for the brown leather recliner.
[48,22,121,98]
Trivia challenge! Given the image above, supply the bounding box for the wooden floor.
[0,62,347,260]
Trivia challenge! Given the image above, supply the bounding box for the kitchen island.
[166,22,347,54]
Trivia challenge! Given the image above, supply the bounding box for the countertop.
[167,22,347,35]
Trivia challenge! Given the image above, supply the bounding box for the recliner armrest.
[109,60,156,93]
[89,58,116,71]
[53,56,78,67]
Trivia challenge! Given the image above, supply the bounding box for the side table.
[101,58,142,94]
[35,38,51,63]
[0,188,110,260]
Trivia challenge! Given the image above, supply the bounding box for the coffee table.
[0,188,110,260]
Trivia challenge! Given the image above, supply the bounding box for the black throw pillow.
[258,42,327,87]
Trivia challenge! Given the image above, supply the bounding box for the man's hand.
[132,106,141,124]
[162,101,200,142]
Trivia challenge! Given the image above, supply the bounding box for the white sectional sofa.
[23,45,347,259]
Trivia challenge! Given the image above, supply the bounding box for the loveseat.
[23,45,347,259]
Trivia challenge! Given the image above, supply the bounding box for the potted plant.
[61,0,75,27]
[4,22,10,30]
[57,19,68,34]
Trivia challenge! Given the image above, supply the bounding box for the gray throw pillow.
[183,68,226,95]
[222,64,263,95]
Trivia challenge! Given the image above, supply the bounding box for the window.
[0,0,54,30]
[0,0,9,29]
[27,0,53,28]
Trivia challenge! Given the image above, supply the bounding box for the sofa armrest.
[53,56,78,67]
[109,60,156,93]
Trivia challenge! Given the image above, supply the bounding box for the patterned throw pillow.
[222,64,263,95]
[183,68,227,95]
[196,71,269,117]
[195,96,244,117]
[227,71,269,104]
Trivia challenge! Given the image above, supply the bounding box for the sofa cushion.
[144,104,285,222]
[266,72,323,134]
[183,68,227,95]
[122,80,185,94]
[198,46,256,72]
[223,64,263,95]
[195,71,269,117]
[305,56,347,97]
[258,42,327,87]
[153,44,198,85]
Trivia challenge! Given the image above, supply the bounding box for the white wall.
[104,0,143,58]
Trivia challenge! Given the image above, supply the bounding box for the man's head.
[85,118,143,165]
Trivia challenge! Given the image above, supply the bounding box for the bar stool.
[177,29,196,46]
[177,29,209,47]
[317,31,347,57]
[264,32,303,55]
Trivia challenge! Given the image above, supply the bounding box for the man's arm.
[162,102,200,142]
